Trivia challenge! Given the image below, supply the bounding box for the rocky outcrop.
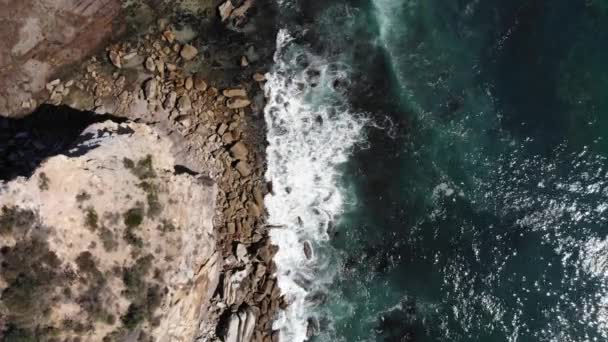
[0,0,124,117]
[0,2,281,340]
[0,120,219,341]
[225,307,257,342]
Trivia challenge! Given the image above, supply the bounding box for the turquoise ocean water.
[264,1,608,341]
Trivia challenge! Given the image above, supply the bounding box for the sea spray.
[263,29,367,341]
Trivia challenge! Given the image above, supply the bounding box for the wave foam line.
[263,29,367,341]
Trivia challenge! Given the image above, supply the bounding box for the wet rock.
[177,95,192,113]
[227,97,251,109]
[306,291,328,306]
[180,44,198,61]
[307,317,320,338]
[230,142,249,160]
[219,1,234,22]
[241,56,249,67]
[253,73,266,82]
[303,240,313,260]
[223,88,247,98]
[144,78,158,100]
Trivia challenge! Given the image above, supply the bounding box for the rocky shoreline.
[1,1,283,341]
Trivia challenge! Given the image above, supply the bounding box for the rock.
[225,313,241,342]
[180,44,198,61]
[155,59,165,76]
[236,243,249,262]
[235,161,252,177]
[46,79,61,91]
[164,91,177,110]
[219,1,234,22]
[247,202,262,218]
[307,317,320,338]
[253,186,264,208]
[253,73,266,82]
[144,78,158,100]
[230,142,249,160]
[223,266,251,305]
[177,95,192,113]
[145,57,156,72]
[185,76,194,90]
[163,30,176,44]
[123,52,137,61]
[223,88,248,98]
[232,0,254,18]
[222,132,235,144]
[176,115,192,128]
[218,123,228,135]
[194,75,208,91]
[109,50,122,68]
[227,97,251,109]
[241,56,249,67]
[224,307,257,342]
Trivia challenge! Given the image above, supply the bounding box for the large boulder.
[0,120,220,341]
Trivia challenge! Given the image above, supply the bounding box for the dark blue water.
[265,1,608,341]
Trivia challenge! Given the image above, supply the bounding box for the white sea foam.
[263,29,367,341]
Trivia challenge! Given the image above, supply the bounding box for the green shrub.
[38,172,50,191]
[0,206,36,235]
[123,206,144,228]
[124,228,144,248]
[119,255,162,330]
[84,207,99,231]
[76,191,91,202]
[75,251,105,286]
[98,227,118,252]
[138,182,163,218]
[124,155,156,179]
[0,237,65,332]
[156,219,176,235]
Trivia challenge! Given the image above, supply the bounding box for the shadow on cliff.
[0,105,126,182]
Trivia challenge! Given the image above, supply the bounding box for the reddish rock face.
[0,0,124,117]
